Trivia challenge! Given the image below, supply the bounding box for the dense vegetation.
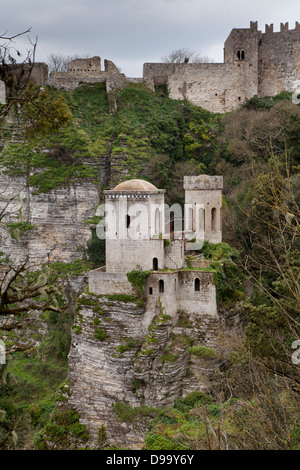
[0,80,299,449]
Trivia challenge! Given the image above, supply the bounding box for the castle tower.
[223,21,261,100]
[184,175,223,244]
[224,21,260,65]
[103,179,166,273]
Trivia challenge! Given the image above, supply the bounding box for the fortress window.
[199,208,205,231]
[153,258,158,271]
[195,278,200,292]
[170,210,175,239]
[149,287,153,295]
[159,279,164,293]
[126,215,131,228]
[211,208,217,231]
[188,207,193,231]
[237,50,245,60]
[155,208,161,235]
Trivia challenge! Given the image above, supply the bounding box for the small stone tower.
[224,21,261,65]
[184,175,223,244]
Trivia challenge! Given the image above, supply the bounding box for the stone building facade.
[88,175,223,318]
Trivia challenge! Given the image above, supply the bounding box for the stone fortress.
[89,175,223,320]
[44,20,300,113]
[144,20,300,112]
[3,20,300,114]
[66,175,224,445]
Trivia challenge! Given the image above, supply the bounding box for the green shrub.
[199,241,245,305]
[126,269,150,300]
[112,402,157,425]
[117,339,140,354]
[188,345,217,358]
[174,391,213,412]
[7,222,35,240]
[94,328,106,341]
[86,228,105,268]
[106,294,137,303]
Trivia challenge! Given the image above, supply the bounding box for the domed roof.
[112,179,157,191]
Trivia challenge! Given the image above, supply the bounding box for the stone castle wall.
[258,23,300,96]
[5,21,300,113]
[166,63,255,113]
[47,57,128,91]
[144,20,300,113]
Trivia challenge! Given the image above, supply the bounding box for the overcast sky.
[2,0,300,77]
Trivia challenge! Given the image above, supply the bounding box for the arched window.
[170,210,175,239]
[155,208,161,235]
[211,208,217,232]
[159,279,164,293]
[153,258,158,271]
[188,207,193,231]
[199,207,205,231]
[195,278,200,292]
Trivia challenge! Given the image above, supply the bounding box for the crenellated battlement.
[183,175,223,191]
[264,21,300,34]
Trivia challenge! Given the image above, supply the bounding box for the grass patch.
[187,345,217,358]
[94,328,106,342]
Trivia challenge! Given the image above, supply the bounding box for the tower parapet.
[265,24,274,34]
[183,175,223,191]
[184,175,223,244]
[280,22,289,32]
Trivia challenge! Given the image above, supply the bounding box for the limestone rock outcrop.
[66,291,221,448]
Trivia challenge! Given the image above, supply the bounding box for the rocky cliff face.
[0,170,222,450]
[0,170,100,266]
[66,291,221,449]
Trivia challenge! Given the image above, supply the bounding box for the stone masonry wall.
[48,57,125,91]
[10,21,300,113]
[143,20,300,113]
[258,23,300,96]
[145,61,258,113]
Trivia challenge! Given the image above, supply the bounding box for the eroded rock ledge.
[65,291,221,449]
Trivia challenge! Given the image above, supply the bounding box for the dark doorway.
[159,279,164,293]
[153,257,158,270]
[195,278,200,292]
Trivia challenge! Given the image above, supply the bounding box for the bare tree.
[0,28,38,120]
[47,53,89,73]
[161,48,214,64]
